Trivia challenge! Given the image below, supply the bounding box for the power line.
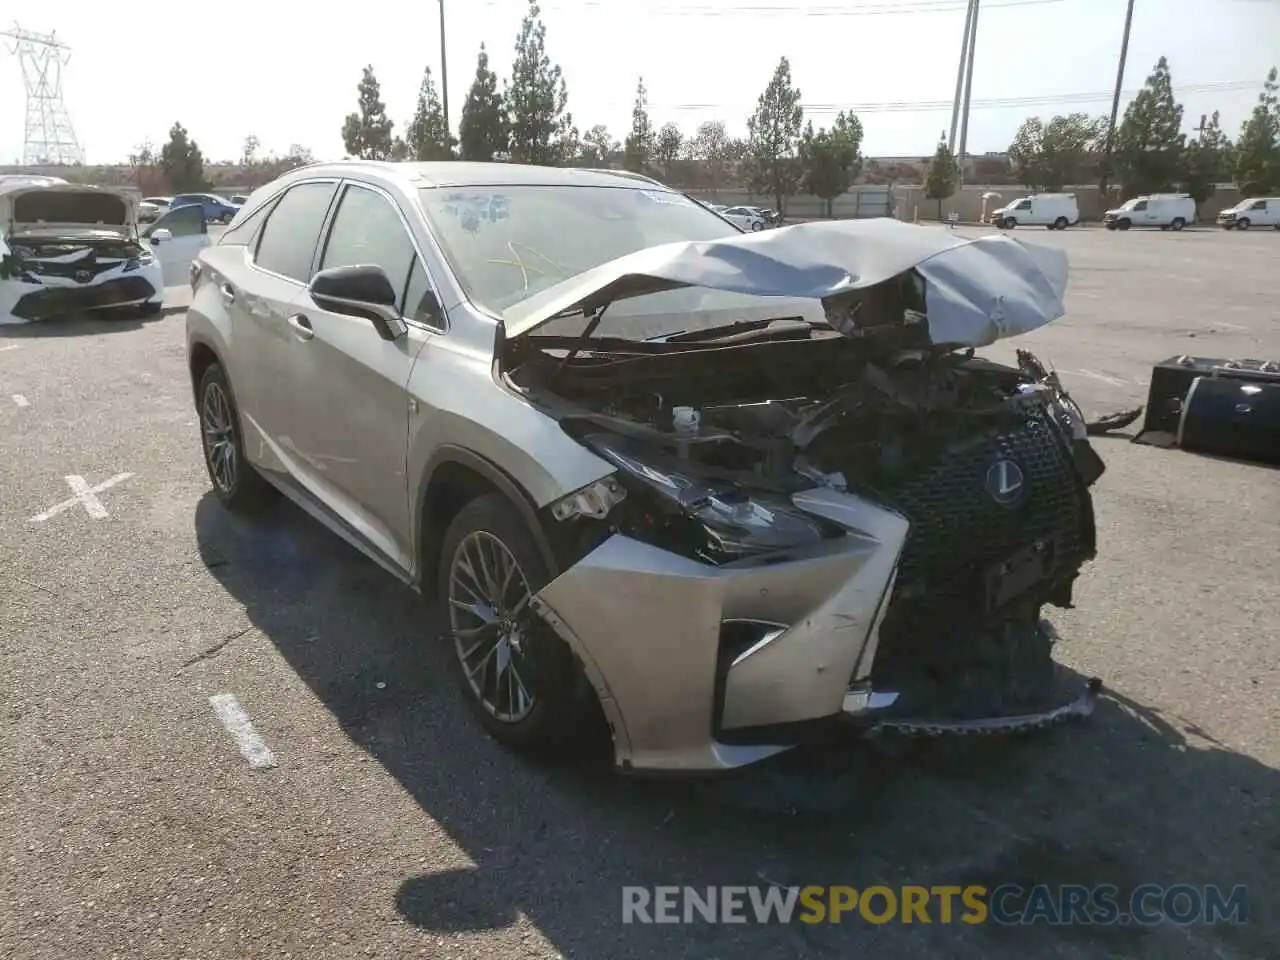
[601,80,1260,116]
[476,0,1067,15]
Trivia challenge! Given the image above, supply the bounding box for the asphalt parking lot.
[1,225,1277,960]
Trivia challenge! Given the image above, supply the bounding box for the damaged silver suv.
[186,161,1107,773]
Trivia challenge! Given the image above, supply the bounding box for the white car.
[1102,194,1196,231]
[991,193,1080,230]
[0,181,211,324]
[138,195,172,224]
[720,205,767,231]
[1216,197,1280,230]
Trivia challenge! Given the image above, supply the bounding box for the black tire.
[1117,218,1132,231]
[1053,217,1069,230]
[138,300,163,318]
[438,493,600,758]
[1236,217,1250,231]
[751,220,763,231]
[1105,222,1117,231]
[1170,218,1186,231]
[197,362,275,511]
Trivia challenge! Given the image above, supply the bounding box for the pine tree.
[746,57,804,213]
[341,66,396,160]
[924,133,959,220]
[505,0,571,165]
[459,44,508,161]
[405,66,453,161]
[1232,67,1280,196]
[624,77,654,173]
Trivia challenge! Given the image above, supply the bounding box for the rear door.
[145,203,210,286]
[273,180,438,570]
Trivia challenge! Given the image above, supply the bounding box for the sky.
[1,0,1277,165]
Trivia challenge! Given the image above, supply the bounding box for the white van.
[1102,193,1196,231]
[991,193,1080,230]
[1216,197,1280,230]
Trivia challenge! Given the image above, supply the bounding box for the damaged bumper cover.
[531,485,1097,773]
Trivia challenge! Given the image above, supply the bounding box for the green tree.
[241,134,260,168]
[624,77,654,173]
[505,0,571,165]
[341,65,396,160]
[1232,67,1280,196]
[747,56,804,213]
[581,124,617,165]
[405,66,453,161]
[459,44,508,161]
[799,111,864,217]
[654,122,683,182]
[690,120,730,197]
[159,122,209,192]
[556,123,582,165]
[1008,113,1106,190]
[923,133,959,219]
[1113,56,1186,197]
[1182,110,1233,209]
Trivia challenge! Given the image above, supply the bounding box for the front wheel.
[751,220,763,231]
[1116,218,1132,231]
[1003,217,1017,229]
[197,363,275,511]
[439,494,599,757]
[1237,217,1251,231]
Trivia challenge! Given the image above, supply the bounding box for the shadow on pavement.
[194,492,1276,960]
[0,305,182,339]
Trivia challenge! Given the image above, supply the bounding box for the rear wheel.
[751,220,763,231]
[439,494,600,758]
[1170,217,1186,231]
[1052,216,1069,230]
[197,362,275,511]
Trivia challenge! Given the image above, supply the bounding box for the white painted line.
[208,694,278,770]
[12,394,29,407]
[1067,368,1129,388]
[0,344,18,353]
[28,472,134,523]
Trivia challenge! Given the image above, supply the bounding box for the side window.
[1133,200,1148,211]
[1016,199,1032,210]
[319,184,417,304]
[253,181,338,283]
[218,196,277,247]
[401,255,442,327]
[146,203,206,238]
[1252,200,1266,210]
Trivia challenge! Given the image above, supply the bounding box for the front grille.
[12,276,156,321]
[28,255,122,282]
[875,413,1091,634]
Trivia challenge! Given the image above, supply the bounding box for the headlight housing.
[580,434,835,565]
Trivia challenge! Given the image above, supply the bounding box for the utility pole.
[956,0,981,187]
[439,0,451,154]
[948,0,977,154]
[1098,0,1136,199]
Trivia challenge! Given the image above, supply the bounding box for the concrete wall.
[688,184,898,219]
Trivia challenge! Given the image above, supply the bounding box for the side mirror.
[308,264,407,341]
[150,228,172,243]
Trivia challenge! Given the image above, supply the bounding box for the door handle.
[287,313,314,341]
[219,282,236,303]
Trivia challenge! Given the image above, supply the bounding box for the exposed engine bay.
[0,235,150,283]
[505,317,1107,728]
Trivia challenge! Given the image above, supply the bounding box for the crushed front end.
[0,235,158,322]
[498,222,1107,772]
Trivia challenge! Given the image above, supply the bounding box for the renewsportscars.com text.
[621,884,1249,926]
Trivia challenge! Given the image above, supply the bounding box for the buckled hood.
[500,217,1069,348]
[0,182,135,237]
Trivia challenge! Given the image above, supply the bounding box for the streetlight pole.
[439,0,451,153]
[956,0,981,186]
[1099,0,1136,199]
[948,0,977,154]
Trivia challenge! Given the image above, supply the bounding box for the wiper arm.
[656,317,826,343]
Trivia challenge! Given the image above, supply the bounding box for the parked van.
[1102,194,1196,231]
[991,193,1080,230]
[1216,197,1280,230]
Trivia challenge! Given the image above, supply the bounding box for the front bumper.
[9,275,158,321]
[532,486,1094,773]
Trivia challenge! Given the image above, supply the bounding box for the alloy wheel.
[201,381,238,493]
[447,530,538,723]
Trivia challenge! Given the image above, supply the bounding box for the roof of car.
[296,160,677,191]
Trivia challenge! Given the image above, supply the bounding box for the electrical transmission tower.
[2,23,84,165]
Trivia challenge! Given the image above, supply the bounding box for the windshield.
[1121,198,1145,210]
[419,184,820,340]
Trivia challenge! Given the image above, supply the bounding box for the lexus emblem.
[74,270,91,283]
[985,459,1026,505]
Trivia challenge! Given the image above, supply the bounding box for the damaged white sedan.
[0,180,209,324]
[187,162,1106,774]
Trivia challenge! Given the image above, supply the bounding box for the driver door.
[144,203,211,286]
